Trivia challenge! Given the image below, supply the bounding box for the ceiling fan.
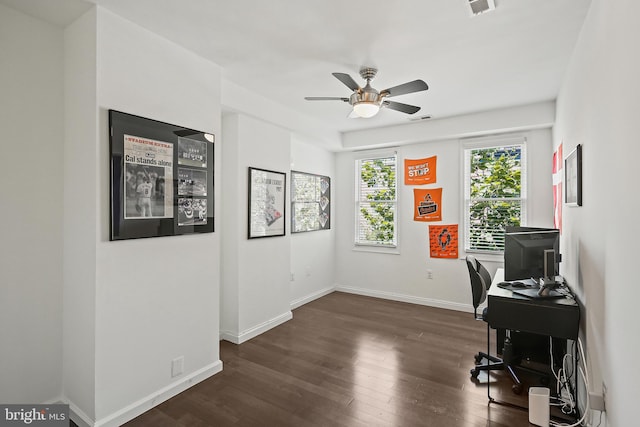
[305,67,429,118]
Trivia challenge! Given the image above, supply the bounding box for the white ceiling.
[3,0,592,134]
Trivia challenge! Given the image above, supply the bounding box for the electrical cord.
[594,410,603,427]
[550,365,589,426]
[549,337,576,413]
[549,337,590,427]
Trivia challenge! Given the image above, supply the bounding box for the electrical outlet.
[427,270,433,279]
[171,356,184,378]
[589,392,605,411]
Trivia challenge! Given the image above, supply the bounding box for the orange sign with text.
[429,225,459,259]
[413,188,442,221]
[405,156,437,185]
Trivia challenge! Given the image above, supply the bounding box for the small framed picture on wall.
[565,144,582,206]
[291,170,331,233]
[248,167,286,238]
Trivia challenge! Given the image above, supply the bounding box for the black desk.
[488,269,580,340]
[484,269,580,411]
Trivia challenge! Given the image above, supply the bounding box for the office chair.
[466,255,524,395]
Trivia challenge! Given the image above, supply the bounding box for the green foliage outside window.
[358,157,396,245]
[468,146,523,251]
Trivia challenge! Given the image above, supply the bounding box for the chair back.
[466,255,488,318]
[477,260,493,291]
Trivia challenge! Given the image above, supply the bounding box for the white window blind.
[355,154,397,247]
[463,137,527,253]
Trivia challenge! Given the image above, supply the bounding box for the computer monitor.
[504,227,560,281]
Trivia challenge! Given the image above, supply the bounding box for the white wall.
[93,8,223,424]
[220,114,241,338]
[554,0,640,425]
[342,101,555,150]
[220,107,338,340]
[222,80,341,151]
[220,114,292,343]
[0,4,64,404]
[61,7,225,426]
[289,135,336,308]
[221,82,338,321]
[63,8,98,421]
[335,121,554,311]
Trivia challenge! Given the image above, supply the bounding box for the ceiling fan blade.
[383,101,421,115]
[332,72,361,91]
[380,80,429,98]
[304,97,350,102]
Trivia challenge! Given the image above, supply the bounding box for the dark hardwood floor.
[124,292,533,426]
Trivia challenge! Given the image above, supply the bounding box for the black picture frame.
[291,170,331,233]
[109,110,214,240]
[565,144,582,206]
[248,167,286,239]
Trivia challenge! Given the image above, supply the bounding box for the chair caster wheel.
[470,368,479,379]
[474,354,483,364]
[512,384,523,395]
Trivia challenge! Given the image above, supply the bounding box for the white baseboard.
[68,401,93,427]
[65,361,223,427]
[42,396,90,427]
[335,285,474,313]
[221,311,293,344]
[290,285,336,310]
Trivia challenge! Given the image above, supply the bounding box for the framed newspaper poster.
[248,167,286,238]
[291,171,330,233]
[109,110,215,240]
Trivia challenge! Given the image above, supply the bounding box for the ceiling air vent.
[468,0,496,16]
[408,115,432,122]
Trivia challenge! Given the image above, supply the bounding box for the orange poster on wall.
[429,225,459,258]
[413,188,442,221]
[404,156,437,185]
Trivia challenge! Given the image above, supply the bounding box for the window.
[355,154,397,247]
[463,137,526,253]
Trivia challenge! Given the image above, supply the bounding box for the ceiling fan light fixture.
[306,68,428,119]
[353,102,380,118]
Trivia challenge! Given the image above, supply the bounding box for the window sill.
[353,244,400,255]
[462,250,504,264]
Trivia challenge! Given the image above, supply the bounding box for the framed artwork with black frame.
[291,170,331,233]
[248,167,286,239]
[109,110,215,240]
[565,144,582,206]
